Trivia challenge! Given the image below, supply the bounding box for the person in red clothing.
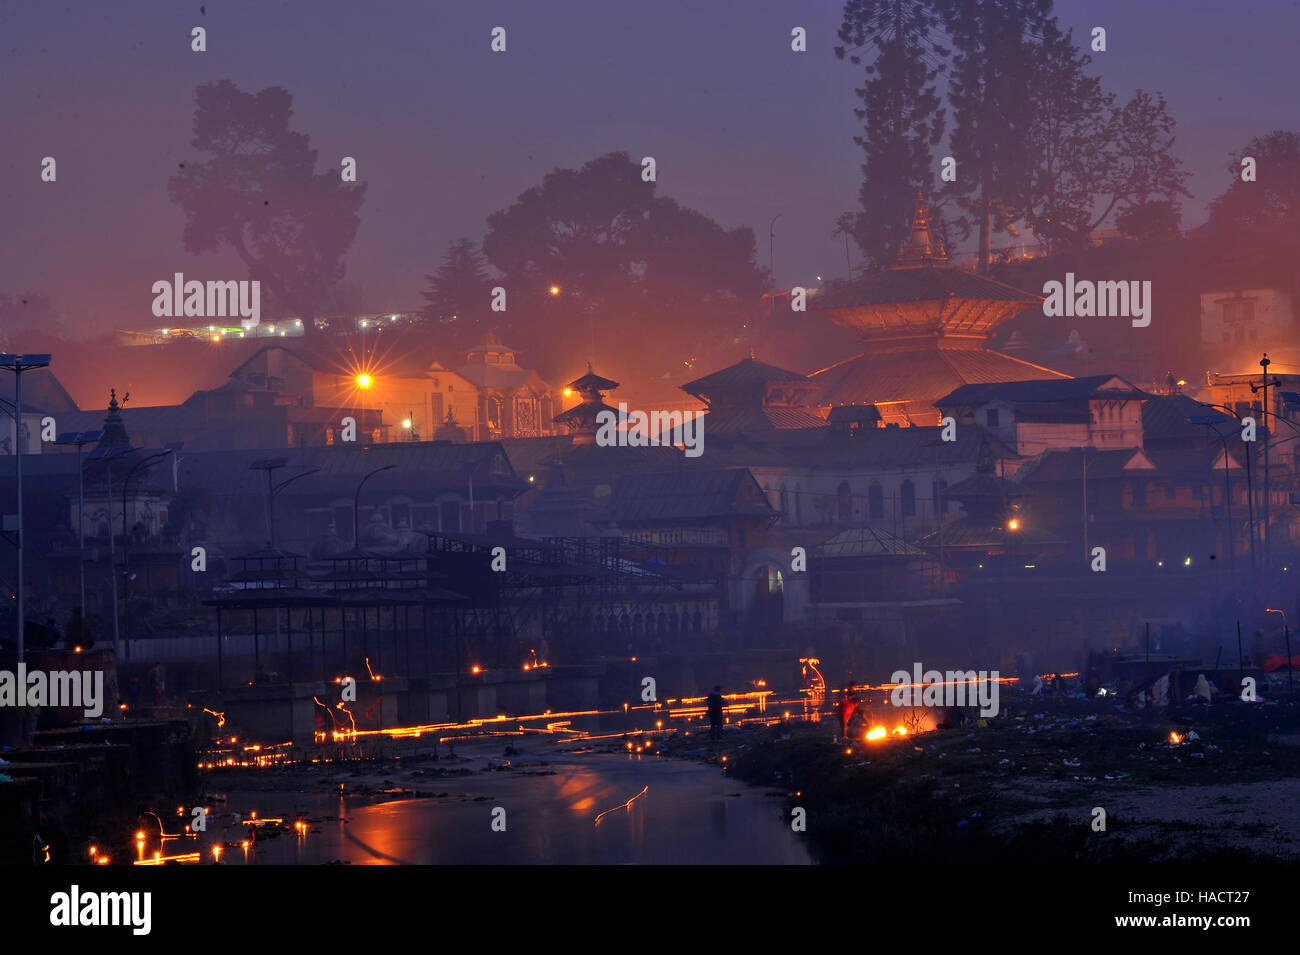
[837,685,858,739]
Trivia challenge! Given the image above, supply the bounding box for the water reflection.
[225,752,810,865]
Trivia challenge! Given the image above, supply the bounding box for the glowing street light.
[549,286,560,296]
[356,373,372,389]
[1,353,52,662]
[1006,518,1020,532]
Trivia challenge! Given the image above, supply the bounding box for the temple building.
[807,195,1069,426]
[553,362,621,445]
[680,354,826,434]
[224,332,559,445]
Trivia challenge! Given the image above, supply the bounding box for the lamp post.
[768,213,782,320]
[1068,446,1099,566]
[250,458,320,548]
[0,353,52,662]
[1190,414,1237,571]
[356,373,373,444]
[121,450,171,655]
[354,464,396,546]
[1251,354,1281,568]
[1200,403,1257,580]
[55,430,104,630]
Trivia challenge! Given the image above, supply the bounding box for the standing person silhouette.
[706,686,724,741]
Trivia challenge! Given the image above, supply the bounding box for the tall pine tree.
[836,0,947,269]
[419,238,494,356]
[939,0,1053,273]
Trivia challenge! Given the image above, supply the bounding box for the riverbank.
[682,696,1300,864]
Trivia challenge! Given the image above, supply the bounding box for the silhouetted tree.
[1115,199,1182,242]
[481,152,765,374]
[835,0,947,268]
[1018,29,1189,255]
[939,0,1054,273]
[167,81,366,335]
[1210,130,1300,250]
[419,238,495,354]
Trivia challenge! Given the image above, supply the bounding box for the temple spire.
[895,191,948,269]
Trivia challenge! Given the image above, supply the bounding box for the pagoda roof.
[810,268,1042,340]
[810,341,1068,410]
[694,406,828,434]
[681,356,810,399]
[568,363,620,392]
[553,398,617,424]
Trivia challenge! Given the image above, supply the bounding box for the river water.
[218,743,811,865]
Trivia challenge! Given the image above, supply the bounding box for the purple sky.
[1,0,1296,334]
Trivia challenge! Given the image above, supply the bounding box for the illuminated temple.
[807,196,1068,425]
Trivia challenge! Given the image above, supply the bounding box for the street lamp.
[355,373,374,444]
[1190,413,1238,571]
[1250,354,1282,566]
[250,458,320,548]
[55,430,104,629]
[0,353,51,662]
[354,464,396,546]
[1200,402,1260,575]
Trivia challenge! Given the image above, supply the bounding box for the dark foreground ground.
[678,694,1300,864]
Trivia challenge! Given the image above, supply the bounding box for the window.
[837,481,852,523]
[986,409,1000,428]
[1132,480,1147,507]
[901,480,916,518]
[1223,299,1255,325]
[868,483,884,520]
[1164,484,1176,501]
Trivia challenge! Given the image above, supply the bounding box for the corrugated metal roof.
[1142,394,1215,444]
[1016,448,1152,483]
[604,468,775,523]
[938,374,1143,407]
[688,421,1014,470]
[816,526,929,557]
[696,406,828,434]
